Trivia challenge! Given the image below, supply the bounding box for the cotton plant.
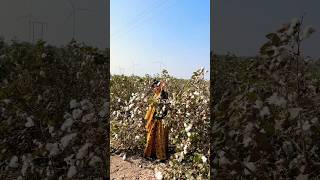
[110,69,210,179]
[0,40,109,179]
[162,69,209,179]
[212,18,320,179]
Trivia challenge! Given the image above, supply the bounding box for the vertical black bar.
[106,0,110,179]
[210,0,214,179]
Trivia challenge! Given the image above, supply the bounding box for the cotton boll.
[302,121,311,131]
[243,136,252,147]
[183,145,188,154]
[9,156,18,168]
[288,108,303,119]
[244,162,256,175]
[187,132,191,137]
[99,110,107,117]
[48,126,54,134]
[155,171,163,180]
[185,124,192,132]
[25,117,34,128]
[21,154,32,176]
[301,25,315,39]
[80,99,93,111]
[76,143,92,159]
[39,70,45,77]
[63,112,72,120]
[2,99,11,104]
[296,174,308,180]
[46,143,60,156]
[287,18,299,35]
[67,165,77,178]
[89,156,102,167]
[254,100,263,109]
[61,118,73,131]
[60,133,77,149]
[70,99,79,109]
[266,93,286,107]
[201,156,207,163]
[81,113,95,123]
[72,109,83,119]
[260,106,270,117]
[64,154,75,166]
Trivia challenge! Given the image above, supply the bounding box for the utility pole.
[66,0,89,39]
[32,21,47,42]
[131,61,139,75]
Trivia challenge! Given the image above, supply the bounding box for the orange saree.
[143,91,169,160]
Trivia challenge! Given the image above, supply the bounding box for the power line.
[111,0,168,38]
[111,0,178,41]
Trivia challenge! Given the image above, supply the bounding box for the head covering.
[152,79,161,88]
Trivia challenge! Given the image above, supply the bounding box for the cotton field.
[110,69,210,179]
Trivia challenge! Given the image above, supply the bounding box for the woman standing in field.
[144,79,170,161]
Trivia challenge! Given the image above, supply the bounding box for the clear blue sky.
[111,0,210,79]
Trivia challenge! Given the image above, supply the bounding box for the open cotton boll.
[46,143,60,156]
[185,124,192,132]
[287,18,299,35]
[260,106,270,117]
[76,143,92,159]
[155,170,163,180]
[122,154,127,161]
[2,99,11,104]
[98,110,107,118]
[67,165,77,178]
[72,109,83,119]
[21,154,32,176]
[201,155,207,163]
[64,154,75,166]
[48,125,54,134]
[70,99,79,109]
[89,156,102,167]
[302,121,311,131]
[60,133,77,149]
[61,118,73,131]
[301,25,315,39]
[80,99,93,110]
[25,117,34,127]
[9,156,19,168]
[288,108,303,119]
[81,113,95,123]
[244,162,256,175]
[266,93,287,107]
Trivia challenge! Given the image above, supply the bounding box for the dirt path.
[111,154,159,180]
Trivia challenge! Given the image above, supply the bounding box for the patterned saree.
[143,89,169,160]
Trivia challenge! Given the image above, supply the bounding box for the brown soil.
[110,154,157,180]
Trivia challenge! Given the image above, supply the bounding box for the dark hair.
[151,79,160,88]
